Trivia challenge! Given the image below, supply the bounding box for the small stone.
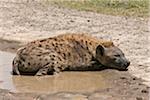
[146,86,150,89]
[70,20,74,22]
[88,93,113,100]
[87,20,90,22]
[120,76,127,79]
[138,83,143,86]
[136,97,143,100]
[133,87,139,90]
[138,64,143,67]
[132,77,137,80]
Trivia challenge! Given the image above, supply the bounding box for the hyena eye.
[114,54,120,57]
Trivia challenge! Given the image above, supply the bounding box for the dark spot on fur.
[53,47,57,51]
[58,57,62,61]
[31,47,36,50]
[60,39,64,41]
[40,39,46,42]
[37,54,41,56]
[51,58,54,60]
[86,47,89,50]
[79,44,84,49]
[44,63,50,66]
[84,54,87,57]
[52,43,55,46]
[85,57,88,61]
[55,42,58,45]
[60,44,63,46]
[57,51,61,54]
[22,64,25,67]
[39,51,43,54]
[28,62,31,66]
[42,72,46,75]
[33,63,36,66]
[49,55,52,57]
[46,44,49,47]
[89,42,92,45]
[51,65,54,68]
[52,55,55,57]
[38,44,42,47]
[39,58,42,60]
[52,62,55,65]
[18,61,22,65]
[45,58,48,61]
[54,38,57,41]
[48,37,53,39]
[45,66,49,68]
[63,53,66,59]
[55,45,58,48]
[25,67,28,70]
[47,41,50,43]
[68,52,71,56]
[20,56,25,62]
[58,66,62,70]
[85,41,88,44]
[38,63,41,66]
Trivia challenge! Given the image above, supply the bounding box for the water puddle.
[0,51,111,93]
[12,72,108,93]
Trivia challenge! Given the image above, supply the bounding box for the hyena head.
[96,45,130,70]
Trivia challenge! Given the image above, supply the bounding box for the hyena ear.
[96,45,105,56]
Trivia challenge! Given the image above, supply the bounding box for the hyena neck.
[84,39,114,58]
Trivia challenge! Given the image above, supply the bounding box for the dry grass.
[48,0,149,17]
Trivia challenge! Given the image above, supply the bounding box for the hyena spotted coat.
[12,34,130,76]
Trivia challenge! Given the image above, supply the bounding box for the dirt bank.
[0,39,22,53]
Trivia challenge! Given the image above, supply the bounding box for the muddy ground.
[0,39,22,53]
[0,0,149,100]
[0,40,149,100]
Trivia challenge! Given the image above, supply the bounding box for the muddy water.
[12,72,109,93]
[0,51,111,93]
[0,51,16,91]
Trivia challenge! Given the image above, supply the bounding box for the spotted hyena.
[12,33,130,76]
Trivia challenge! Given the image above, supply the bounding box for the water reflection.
[12,72,108,93]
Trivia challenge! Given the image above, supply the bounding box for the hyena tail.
[12,47,25,75]
[12,57,20,75]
